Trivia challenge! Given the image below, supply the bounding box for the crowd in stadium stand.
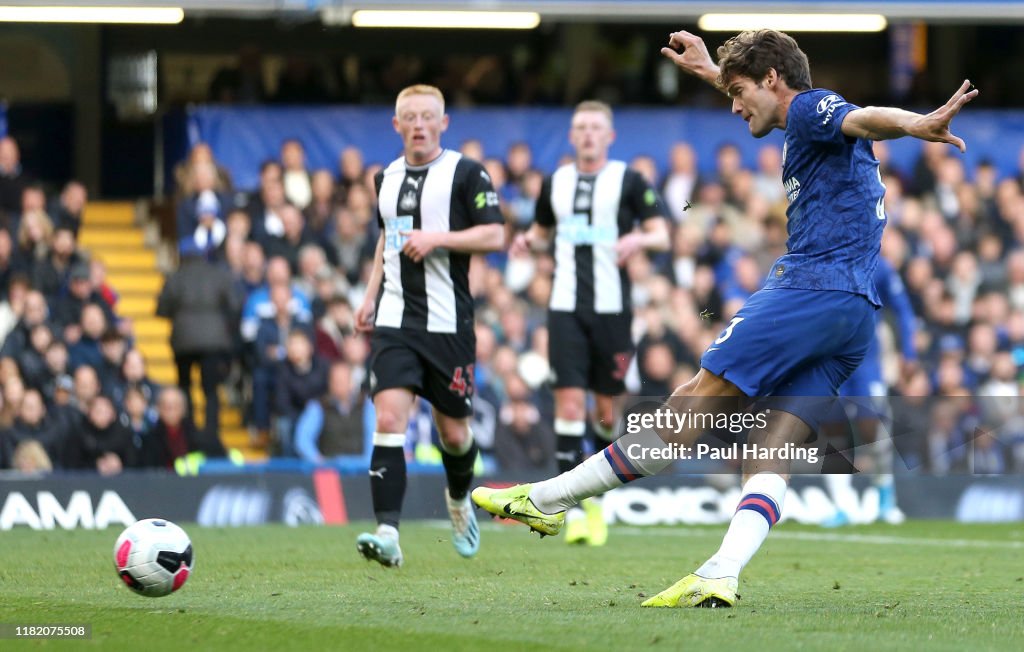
[2,128,1024,476]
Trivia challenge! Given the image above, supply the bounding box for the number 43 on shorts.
[449,364,475,397]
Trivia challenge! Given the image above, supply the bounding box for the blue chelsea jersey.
[763,88,886,306]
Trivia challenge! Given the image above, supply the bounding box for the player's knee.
[375,408,408,434]
[438,422,470,450]
[555,396,586,422]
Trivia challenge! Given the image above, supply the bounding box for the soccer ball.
[113,518,194,597]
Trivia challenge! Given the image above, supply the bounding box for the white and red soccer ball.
[113,518,193,597]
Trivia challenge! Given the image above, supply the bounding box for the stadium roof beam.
[0,5,184,23]
[325,1,1024,25]
[697,13,888,32]
[350,10,540,29]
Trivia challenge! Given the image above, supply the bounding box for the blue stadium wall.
[184,106,1024,191]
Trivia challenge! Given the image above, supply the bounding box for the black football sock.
[555,419,586,474]
[369,440,407,529]
[441,439,478,501]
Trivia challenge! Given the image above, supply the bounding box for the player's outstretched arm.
[841,80,979,152]
[660,30,723,92]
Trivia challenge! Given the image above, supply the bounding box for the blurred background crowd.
[3,121,1024,477]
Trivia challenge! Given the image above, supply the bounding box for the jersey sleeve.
[373,169,385,230]
[791,89,860,146]
[463,160,505,226]
[534,175,555,228]
[623,169,665,223]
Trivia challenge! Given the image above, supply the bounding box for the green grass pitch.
[2,520,1023,650]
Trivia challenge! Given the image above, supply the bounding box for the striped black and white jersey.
[536,160,663,314]
[373,149,503,334]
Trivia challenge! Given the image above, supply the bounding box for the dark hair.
[100,328,124,344]
[717,30,812,91]
[287,328,312,344]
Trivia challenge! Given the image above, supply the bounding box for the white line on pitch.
[613,526,1024,549]
[427,520,1024,550]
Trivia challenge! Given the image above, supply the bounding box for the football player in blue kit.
[473,29,977,607]
[823,256,919,526]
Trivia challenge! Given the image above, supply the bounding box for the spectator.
[31,226,82,298]
[252,283,308,443]
[338,146,365,196]
[294,361,367,464]
[89,258,119,313]
[11,439,53,474]
[239,255,312,343]
[71,364,101,414]
[16,323,53,391]
[1,289,50,360]
[304,169,336,237]
[13,205,53,276]
[173,142,232,199]
[324,205,374,283]
[493,374,554,472]
[0,272,30,344]
[0,374,25,430]
[97,329,128,395]
[294,243,329,301]
[41,341,69,403]
[263,204,315,273]
[248,178,288,247]
[177,162,231,255]
[156,241,240,440]
[6,388,65,468]
[67,303,107,372]
[64,395,136,475]
[52,262,116,333]
[112,349,160,411]
[0,136,29,215]
[314,294,353,362]
[234,240,266,302]
[280,139,312,209]
[273,329,327,456]
[48,181,88,236]
[122,384,156,455]
[0,230,16,298]
[140,387,226,470]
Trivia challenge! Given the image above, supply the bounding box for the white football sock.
[697,472,787,580]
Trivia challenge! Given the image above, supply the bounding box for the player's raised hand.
[660,30,718,82]
[400,229,441,263]
[911,80,979,153]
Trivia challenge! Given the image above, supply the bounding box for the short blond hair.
[573,100,614,127]
[395,84,445,115]
[13,439,52,473]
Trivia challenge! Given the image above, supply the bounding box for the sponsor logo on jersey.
[474,190,499,209]
[816,93,847,126]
